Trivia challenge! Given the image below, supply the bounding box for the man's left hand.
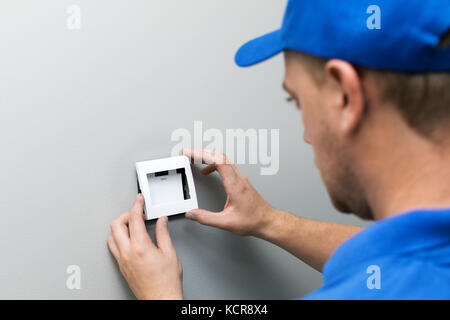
[107,194,183,300]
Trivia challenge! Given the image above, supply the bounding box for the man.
[107,0,450,299]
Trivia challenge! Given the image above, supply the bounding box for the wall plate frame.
[135,156,198,220]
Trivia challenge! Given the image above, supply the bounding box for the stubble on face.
[285,51,374,220]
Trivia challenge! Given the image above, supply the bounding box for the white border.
[135,156,198,220]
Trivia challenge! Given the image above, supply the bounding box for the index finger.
[182,149,239,184]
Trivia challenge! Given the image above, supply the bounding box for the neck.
[359,116,450,221]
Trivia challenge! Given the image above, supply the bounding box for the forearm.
[255,209,363,272]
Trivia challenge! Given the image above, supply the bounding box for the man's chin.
[331,199,353,214]
[331,197,374,221]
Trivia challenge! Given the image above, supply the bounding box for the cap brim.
[235,29,285,67]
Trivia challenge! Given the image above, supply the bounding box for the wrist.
[252,205,279,239]
[139,285,184,300]
[140,291,183,300]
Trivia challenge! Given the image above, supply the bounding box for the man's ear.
[324,59,365,134]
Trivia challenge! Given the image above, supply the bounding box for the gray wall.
[0,0,367,299]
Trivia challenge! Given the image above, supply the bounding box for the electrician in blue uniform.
[107,0,450,299]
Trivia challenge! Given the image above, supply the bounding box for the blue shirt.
[302,208,450,300]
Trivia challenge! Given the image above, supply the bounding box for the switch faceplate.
[136,156,198,220]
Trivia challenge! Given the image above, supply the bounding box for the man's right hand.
[182,149,363,272]
[182,149,275,237]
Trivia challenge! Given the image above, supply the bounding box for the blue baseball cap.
[235,0,450,72]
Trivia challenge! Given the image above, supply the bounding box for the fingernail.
[162,216,168,224]
[137,193,143,200]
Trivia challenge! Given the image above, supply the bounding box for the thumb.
[186,209,227,229]
[155,216,175,254]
